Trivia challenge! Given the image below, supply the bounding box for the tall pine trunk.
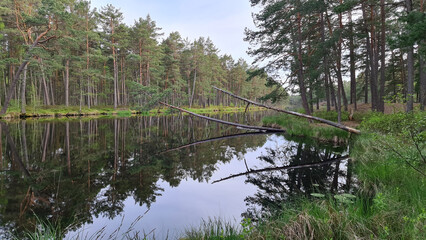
[349,10,357,110]
[337,1,348,112]
[405,0,414,112]
[362,3,378,111]
[21,65,27,114]
[378,0,386,112]
[65,59,70,107]
[321,11,331,111]
[297,12,311,115]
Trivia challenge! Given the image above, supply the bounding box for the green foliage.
[390,11,426,50]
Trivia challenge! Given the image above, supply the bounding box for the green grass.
[242,111,425,239]
[262,113,350,143]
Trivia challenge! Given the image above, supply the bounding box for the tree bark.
[405,0,414,112]
[39,58,51,106]
[420,54,426,110]
[362,3,378,111]
[349,10,357,110]
[297,12,311,115]
[21,64,27,114]
[65,59,69,106]
[337,2,348,112]
[190,69,197,108]
[378,0,386,112]
[111,18,118,110]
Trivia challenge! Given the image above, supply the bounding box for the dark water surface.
[0,111,355,239]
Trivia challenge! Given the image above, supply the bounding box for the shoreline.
[0,105,267,120]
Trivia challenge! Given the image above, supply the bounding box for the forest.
[1,0,425,118]
[245,0,425,119]
[0,0,272,115]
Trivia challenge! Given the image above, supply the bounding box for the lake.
[0,111,354,239]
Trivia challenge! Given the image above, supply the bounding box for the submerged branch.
[212,155,350,184]
[212,86,361,134]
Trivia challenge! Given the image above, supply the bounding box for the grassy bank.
[262,113,351,143]
[0,105,265,119]
[183,110,425,240]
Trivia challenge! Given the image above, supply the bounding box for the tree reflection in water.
[0,112,353,238]
[0,112,271,238]
[239,136,355,220]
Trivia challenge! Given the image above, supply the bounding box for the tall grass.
[246,111,426,239]
[183,218,243,240]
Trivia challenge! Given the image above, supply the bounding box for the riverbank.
[0,105,266,120]
[183,110,425,240]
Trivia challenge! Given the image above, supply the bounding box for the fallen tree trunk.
[213,86,360,134]
[159,102,285,133]
[212,155,350,184]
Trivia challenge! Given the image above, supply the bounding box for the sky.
[90,0,258,63]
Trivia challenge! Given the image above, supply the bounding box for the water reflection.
[236,136,354,220]
[0,112,269,238]
[0,112,354,239]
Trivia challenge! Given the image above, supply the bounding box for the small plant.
[240,218,253,237]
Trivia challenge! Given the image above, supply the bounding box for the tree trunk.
[65,59,70,106]
[21,65,27,114]
[405,0,414,112]
[349,10,357,110]
[139,39,143,85]
[190,69,197,108]
[378,0,386,112]
[420,54,426,110]
[297,12,311,115]
[39,58,51,106]
[86,11,91,109]
[365,51,370,104]
[337,3,348,111]
[363,3,378,111]
[111,19,118,110]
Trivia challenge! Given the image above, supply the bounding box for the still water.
[0,111,354,239]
